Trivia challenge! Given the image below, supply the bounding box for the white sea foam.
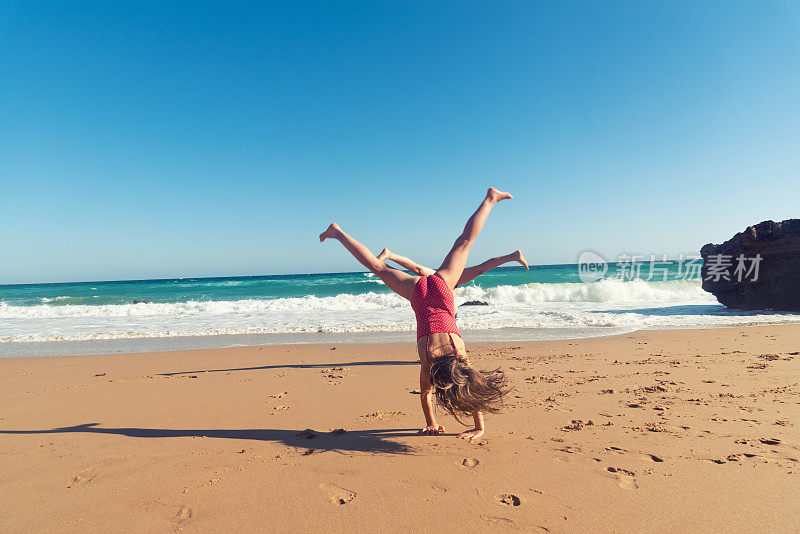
[458,278,707,304]
[0,292,407,320]
[1,279,799,344]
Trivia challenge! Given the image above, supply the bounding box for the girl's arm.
[419,362,444,435]
[458,412,485,441]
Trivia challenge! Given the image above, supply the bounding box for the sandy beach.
[1,325,798,533]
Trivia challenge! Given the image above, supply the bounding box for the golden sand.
[1,326,798,532]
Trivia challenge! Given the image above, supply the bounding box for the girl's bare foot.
[420,423,445,436]
[458,428,484,441]
[377,248,391,261]
[319,223,341,242]
[487,187,513,203]
[513,250,529,270]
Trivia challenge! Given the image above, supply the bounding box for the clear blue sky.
[1,2,798,284]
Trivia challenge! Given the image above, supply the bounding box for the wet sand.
[1,325,798,532]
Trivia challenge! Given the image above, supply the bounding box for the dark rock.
[700,219,800,310]
[461,300,489,306]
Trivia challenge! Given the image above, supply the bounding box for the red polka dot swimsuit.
[410,274,460,340]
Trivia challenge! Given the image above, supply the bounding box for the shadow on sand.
[0,423,420,454]
[158,359,419,377]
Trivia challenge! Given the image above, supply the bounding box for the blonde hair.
[429,355,509,423]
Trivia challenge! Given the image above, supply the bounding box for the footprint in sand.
[67,473,96,487]
[172,506,193,527]
[139,500,194,529]
[606,446,663,463]
[68,466,97,488]
[320,367,350,383]
[606,467,638,489]
[481,515,516,528]
[359,411,404,419]
[320,483,356,505]
[496,493,521,506]
[461,457,479,468]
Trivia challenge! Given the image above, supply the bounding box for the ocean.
[2,262,799,357]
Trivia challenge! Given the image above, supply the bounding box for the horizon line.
[0,259,706,288]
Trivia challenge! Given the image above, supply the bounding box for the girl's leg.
[456,250,529,286]
[377,248,436,277]
[379,246,528,285]
[320,223,419,300]
[435,188,513,289]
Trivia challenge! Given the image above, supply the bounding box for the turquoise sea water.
[0,262,691,307]
[2,262,799,356]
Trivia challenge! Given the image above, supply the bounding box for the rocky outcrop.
[700,219,800,310]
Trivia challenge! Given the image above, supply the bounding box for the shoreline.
[4,320,800,358]
[1,324,798,531]
[9,272,800,356]
[0,326,634,358]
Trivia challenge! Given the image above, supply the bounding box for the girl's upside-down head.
[429,354,510,422]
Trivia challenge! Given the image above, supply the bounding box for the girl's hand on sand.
[420,424,445,435]
[458,428,484,441]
